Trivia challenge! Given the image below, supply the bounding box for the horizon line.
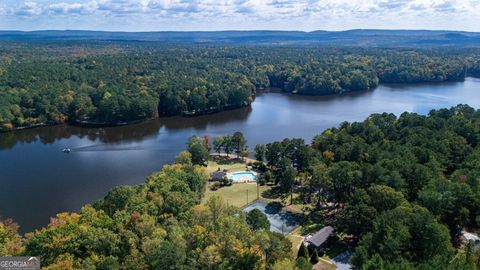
[0,28,478,34]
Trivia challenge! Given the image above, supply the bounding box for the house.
[210,170,227,182]
[305,226,335,250]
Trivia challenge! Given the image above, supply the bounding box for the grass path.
[287,233,304,254]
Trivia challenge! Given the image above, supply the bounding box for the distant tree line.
[0,43,479,132]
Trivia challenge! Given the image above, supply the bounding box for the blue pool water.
[230,171,257,182]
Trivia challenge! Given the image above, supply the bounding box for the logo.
[0,257,40,270]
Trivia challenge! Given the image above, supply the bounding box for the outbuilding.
[305,226,335,250]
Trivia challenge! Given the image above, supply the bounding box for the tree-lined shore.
[1,43,480,132]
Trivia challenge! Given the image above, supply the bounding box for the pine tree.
[297,242,309,259]
[296,257,312,270]
[310,249,319,265]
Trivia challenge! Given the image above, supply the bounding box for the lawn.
[203,183,271,208]
[203,154,271,207]
[313,259,337,270]
[206,156,248,173]
[283,197,310,214]
[287,233,304,255]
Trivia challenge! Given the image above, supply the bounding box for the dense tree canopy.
[1,43,479,131]
[246,209,270,231]
[187,136,210,166]
[5,153,293,269]
[260,105,480,269]
[0,219,23,256]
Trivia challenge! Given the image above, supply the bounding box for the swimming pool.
[229,171,257,183]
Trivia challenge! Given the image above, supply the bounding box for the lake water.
[1,78,480,233]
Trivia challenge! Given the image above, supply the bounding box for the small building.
[463,230,480,245]
[210,170,226,182]
[305,226,335,250]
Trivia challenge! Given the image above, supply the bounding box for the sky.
[0,0,479,32]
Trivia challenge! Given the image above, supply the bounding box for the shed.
[305,226,334,250]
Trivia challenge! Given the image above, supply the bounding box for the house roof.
[211,171,226,180]
[306,226,334,247]
[463,231,480,242]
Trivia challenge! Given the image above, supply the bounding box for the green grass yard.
[287,231,304,255]
[206,157,248,174]
[204,155,271,207]
[203,183,272,208]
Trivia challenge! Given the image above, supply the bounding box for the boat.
[62,148,71,153]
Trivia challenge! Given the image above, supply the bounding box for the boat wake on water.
[62,144,161,153]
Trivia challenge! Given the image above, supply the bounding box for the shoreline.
[0,104,253,134]
[1,77,478,134]
[0,119,151,134]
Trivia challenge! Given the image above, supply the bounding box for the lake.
[1,77,480,233]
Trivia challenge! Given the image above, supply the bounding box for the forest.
[255,104,480,269]
[1,105,480,269]
[1,43,480,132]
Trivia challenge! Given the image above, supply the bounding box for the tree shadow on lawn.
[265,201,306,227]
[211,155,244,165]
[326,240,352,259]
[261,186,283,199]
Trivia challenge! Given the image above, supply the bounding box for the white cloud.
[14,1,42,16]
[1,0,479,31]
[48,2,98,15]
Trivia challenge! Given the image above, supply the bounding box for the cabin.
[305,226,335,250]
